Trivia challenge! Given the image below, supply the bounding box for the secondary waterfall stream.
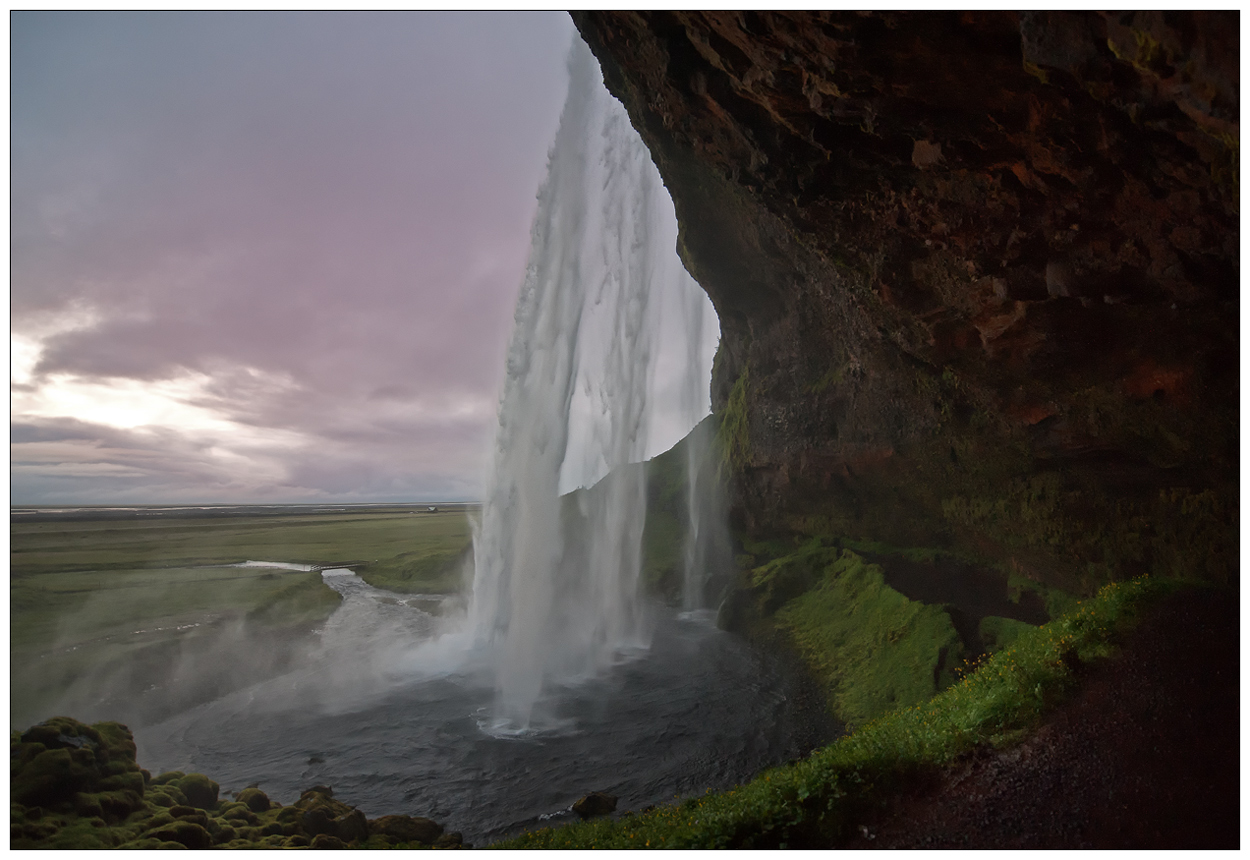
[135,37,833,843]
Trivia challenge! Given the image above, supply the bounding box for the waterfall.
[467,38,721,731]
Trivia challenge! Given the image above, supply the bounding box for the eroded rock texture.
[574,11,1238,593]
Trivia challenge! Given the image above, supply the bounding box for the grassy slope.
[771,548,965,727]
[498,575,1174,848]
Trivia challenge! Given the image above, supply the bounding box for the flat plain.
[10,507,474,728]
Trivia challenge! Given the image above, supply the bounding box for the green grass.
[773,549,964,727]
[11,509,472,579]
[978,615,1036,654]
[496,575,1171,848]
[11,510,473,649]
[10,509,473,726]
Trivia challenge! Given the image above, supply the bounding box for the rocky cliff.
[574,11,1238,594]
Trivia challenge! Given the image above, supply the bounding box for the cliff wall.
[575,11,1238,594]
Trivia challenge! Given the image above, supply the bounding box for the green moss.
[174,773,219,810]
[773,549,964,726]
[978,615,1036,654]
[146,784,186,808]
[1007,574,1080,620]
[716,365,751,473]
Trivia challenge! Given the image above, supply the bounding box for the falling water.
[116,46,829,834]
[468,39,721,731]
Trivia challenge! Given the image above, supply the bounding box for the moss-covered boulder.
[236,786,273,813]
[292,785,371,845]
[11,717,145,815]
[12,721,456,850]
[147,819,213,849]
[174,773,219,809]
[369,813,444,845]
[145,783,187,808]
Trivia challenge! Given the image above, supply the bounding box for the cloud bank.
[12,12,579,503]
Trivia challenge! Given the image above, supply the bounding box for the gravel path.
[842,588,1239,849]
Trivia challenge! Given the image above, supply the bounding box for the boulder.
[146,784,187,808]
[369,814,443,845]
[572,791,618,820]
[148,820,213,849]
[335,809,370,844]
[174,773,219,810]
[310,833,346,849]
[434,831,465,848]
[11,718,145,811]
[236,787,272,814]
[294,785,368,844]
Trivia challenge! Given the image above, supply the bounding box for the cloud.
[11,12,576,503]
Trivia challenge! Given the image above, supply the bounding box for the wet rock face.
[574,11,1238,590]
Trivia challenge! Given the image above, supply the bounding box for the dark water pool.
[136,572,828,844]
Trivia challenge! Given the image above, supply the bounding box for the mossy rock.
[11,717,454,850]
[13,748,87,807]
[221,805,259,826]
[146,785,187,808]
[236,786,273,813]
[369,813,443,845]
[174,773,219,810]
[147,820,213,849]
[98,769,146,795]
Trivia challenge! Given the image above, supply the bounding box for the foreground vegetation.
[498,575,1173,848]
[10,717,460,849]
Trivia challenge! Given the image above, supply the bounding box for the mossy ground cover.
[771,548,965,727]
[497,575,1172,848]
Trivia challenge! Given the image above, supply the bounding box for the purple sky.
[12,11,595,504]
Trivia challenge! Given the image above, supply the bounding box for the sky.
[10,11,716,505]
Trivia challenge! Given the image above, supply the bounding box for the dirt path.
[841,587,1239,849]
